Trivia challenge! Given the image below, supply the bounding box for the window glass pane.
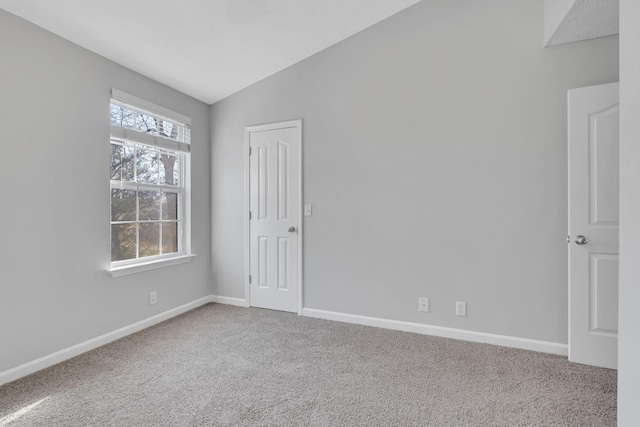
[110,104,135,128]
[159,153,179,186]
[111,189,137,222]
[111,104,183,141]
[111,224,137,261]
[135,112,158,135]
[139,191,160,221]
[110,104,190,142]
[135,114,179,140]
[162,192,178,220]
[136,146,159,184]
[162,222,178,254]
[139,223,160,258]
[110,143,135,182]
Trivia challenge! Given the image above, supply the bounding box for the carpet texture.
[0,303,616,426]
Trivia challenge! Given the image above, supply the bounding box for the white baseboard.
[0,298,568,387]
[0,295,215,386]
[211,295,249,307]
[302,308,568,356]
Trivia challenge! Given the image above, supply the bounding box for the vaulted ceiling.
[544,0,619,46]
[0,0,421,104]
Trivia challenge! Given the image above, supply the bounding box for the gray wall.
[0,10,211,372]
[618,0,640,423]
[211,0,619,344]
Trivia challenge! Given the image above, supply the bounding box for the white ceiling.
[0,0,421,104]
[546,0,618,46]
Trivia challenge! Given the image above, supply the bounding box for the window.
[109,90,192,274]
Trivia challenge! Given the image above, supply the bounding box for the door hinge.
[249,147,252,156]
[249,275,252,284]
[249,211,252,220]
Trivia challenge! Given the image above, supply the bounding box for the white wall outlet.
[304,204,312,217]
[149,291,157,305]
[418,297,429,312]
[456,301,466,316]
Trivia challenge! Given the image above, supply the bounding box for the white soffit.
[545,0,619,47]
[0,0,421,104]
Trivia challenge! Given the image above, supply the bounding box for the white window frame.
[107,90,194,277]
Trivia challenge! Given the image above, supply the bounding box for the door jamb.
[244,119,303,315]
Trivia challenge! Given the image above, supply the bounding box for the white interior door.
[247,120,301,313]
[568,82,619,369]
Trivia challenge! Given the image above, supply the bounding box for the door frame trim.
[244,119,303,315]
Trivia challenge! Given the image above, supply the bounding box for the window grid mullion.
[133,146,138,184]
[178,154,184,254]
[159,190,164,255]
[135,186,140,260]
[118,145,123,183]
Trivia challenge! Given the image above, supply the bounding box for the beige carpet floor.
[0,303,616,426]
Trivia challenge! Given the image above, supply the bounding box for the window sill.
[107,254,197,278]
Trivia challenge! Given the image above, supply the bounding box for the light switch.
[456,301,467,317]
[304,204,312,217]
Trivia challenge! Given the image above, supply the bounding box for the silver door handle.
[575,235,588,245]
[288,226,296,233]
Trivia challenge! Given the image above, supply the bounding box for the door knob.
[288,226,296,233]
[575,235,588,245]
